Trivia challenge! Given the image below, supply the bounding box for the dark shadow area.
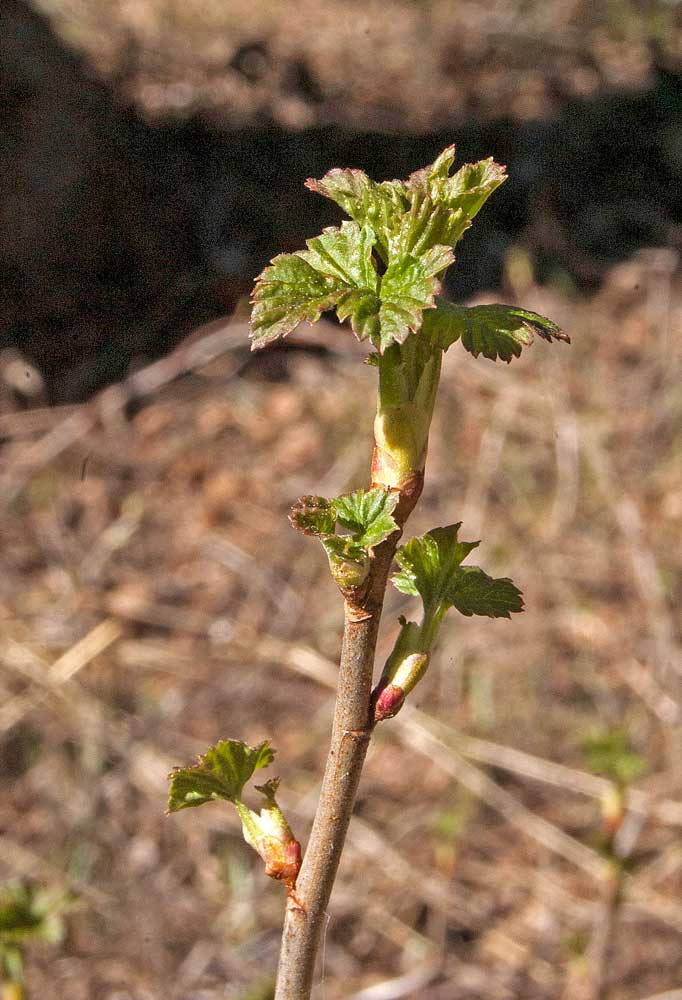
[2,0,682,401]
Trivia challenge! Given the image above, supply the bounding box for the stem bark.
[274,477,422,1000]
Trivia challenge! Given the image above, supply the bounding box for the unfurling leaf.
[423,299,569,362]
[167,739,274,812]
[372,528,523,723]
[445,566,525,619]
[297,221,378,291]
[393,525,479,609]
[304,169,408,261]
[288,496,337,538]
[290,488,399,591]
[333,488,399,548]
[167,741,302,891]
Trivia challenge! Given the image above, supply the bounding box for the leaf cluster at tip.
[393,523,524,621]
[251,147,507,354]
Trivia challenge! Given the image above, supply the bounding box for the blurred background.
[1,1,682,998]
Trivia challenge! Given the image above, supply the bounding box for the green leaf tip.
[393,524,524,622]
[423,300,570,363]
[290,488,399,591]
[167,739,274,813]
[250,147,508,354]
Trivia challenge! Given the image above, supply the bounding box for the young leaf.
[439,157,508,220]
[405,149,507,233]
[336,287,381,343]
[389,191,468,260]
[393,524,523,623]
[333,488,399,548]
[289,496,337,538]
[446,566,524,619]
[167,739,274,812]
[405,145,458,193]
[422,300,569,362]
[305,169,408,260]
[393,524,479,612]
[297,221,378,291]
[290,489,399,590]
[250,254,346,349]
[377,254,440,351]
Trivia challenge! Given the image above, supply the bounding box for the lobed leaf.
[297,221,378,291]
[446,566,524,619]
[253,148,511,353]
[438,157,508,220]
[393,524,523,622]
[393,524,479,610]
[336,288,381,342]
[334,488,399,548]
[423,300,569,362]
[305,169,408,259]
[377,254,440,351]
[167,739,274,812]
[250,254,346,350]
[405,149,507,235]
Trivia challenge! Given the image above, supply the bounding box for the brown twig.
[274,479,422,999]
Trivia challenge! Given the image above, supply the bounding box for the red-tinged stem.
[273,475,422,1000]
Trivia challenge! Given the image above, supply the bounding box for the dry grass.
[1,251,682,999]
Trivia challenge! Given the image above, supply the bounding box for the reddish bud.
[372,683,406,722]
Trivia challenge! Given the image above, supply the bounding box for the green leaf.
[321,533,368,567]
[404,149,507,244]
[393,524,479,609]
[297,221,378,291]
[167,742,301,890]
[336,288,381,342]
[167,739,274,812]
[250,254,346,349]
[423,300,569,362]
[438,157,508,220]
[305,169,408,259]
[334,488,399,548]
[405,146,458,193]
[378,254,440,351]
[446,566,524,619]
[290,489,398,590]
[253,148,512,354]
[393,524,523,624]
